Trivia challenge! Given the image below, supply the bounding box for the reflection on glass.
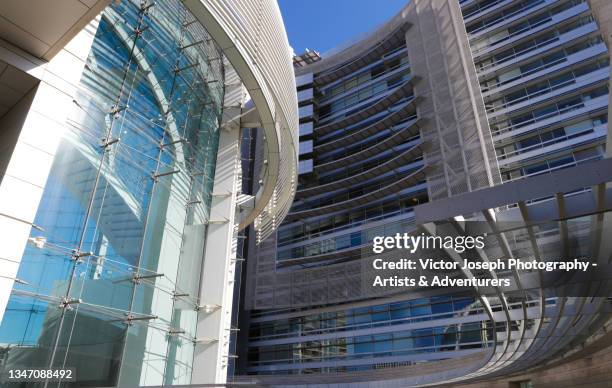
[0,0,224,385]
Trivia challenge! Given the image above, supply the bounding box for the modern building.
[0,0,298,386]
[235,0,612,386]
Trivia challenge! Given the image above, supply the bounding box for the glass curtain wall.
[0,0,224,386]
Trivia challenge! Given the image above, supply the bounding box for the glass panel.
[0,0,224,385]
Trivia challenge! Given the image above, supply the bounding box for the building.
[236,0,612,386]
[0,0,297,386]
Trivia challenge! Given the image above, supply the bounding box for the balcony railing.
[476,22,597,74]
[481,42,606,94]
[468,0,552,37]
[497,124,604,162]
[485,67,609,115]
[490,93,607,137]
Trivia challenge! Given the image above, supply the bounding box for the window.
[297,88,313,102]
[298,159,313,174]
[299,104,313,118]
[299,122,313,136]
[295,73,313,88]
[299,140,313,155]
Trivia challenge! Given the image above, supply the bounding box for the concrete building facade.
[236,0,612,386]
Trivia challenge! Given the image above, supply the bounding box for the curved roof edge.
[183,0,299,241]
[294,1,413,77]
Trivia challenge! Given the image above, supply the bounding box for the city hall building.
[235,0,612,387]
[1,0,612,387]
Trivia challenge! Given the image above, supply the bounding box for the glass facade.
[0,0,224,385]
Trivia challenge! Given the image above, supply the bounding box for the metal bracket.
[180,40,204,50]
[71,250,93,264]
[208,218,229,224]
[193,337,218,344]
[109,105,128,116]
[168,328,186,336]
[101,137,120,149]
[172,292,189,300]
[152,170,180,181]
[132,272,164,284]
[196,303,221,313]
[124,314,158,326]
[160,138,186,149]
[174,62,199,74]
[59,298,82,310]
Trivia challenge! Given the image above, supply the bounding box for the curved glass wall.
[0,0,224,386]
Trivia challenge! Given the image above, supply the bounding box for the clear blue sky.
[278,0,408,56]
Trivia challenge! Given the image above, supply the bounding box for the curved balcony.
[278,243,366,270]
[277,211,419,269]
[315,116,423,173]
[481,43,608,99]
[316,98,420,154]
[311,23,411,87]
[315,77,420,137]
[286,165,429,221]
[299,141,427,198]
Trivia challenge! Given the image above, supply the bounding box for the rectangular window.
[295,73,313,88]
[299,122,313,136]
[298,159,313,174]
[297,88,313,102]
[299,140,313,155]
[299,104,313,118]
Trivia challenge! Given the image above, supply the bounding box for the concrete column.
[405,0,500,200]
[0,20,100,321]
[192,125,241,384]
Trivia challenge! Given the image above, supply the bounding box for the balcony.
[316,116,421,172]
[477,22,598,77]
[278,204,417,245]
[286,165,429,221]
[316,98,419,152]
[316,77,419,136]
[319,60,410,107]
[497,123,607,167]
[481,42,607,97]
[298,140,427,198]
[468,0,558,39]
[464,0,516,24]
[313,24,411,86]
[486,66,609,118]
[471,2,589,60]
[492,93,608,141]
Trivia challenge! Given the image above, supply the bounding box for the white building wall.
[192,124,241,384]
[0,19,100,321]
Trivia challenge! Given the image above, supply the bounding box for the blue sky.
[278,0,407,56]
